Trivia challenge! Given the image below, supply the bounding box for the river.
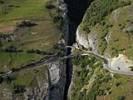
[63,0,92,100]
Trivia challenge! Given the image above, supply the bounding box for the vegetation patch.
[80,0,133,58]
[70,56,133,100]
[82,0,131,30]
[0,51,41,72]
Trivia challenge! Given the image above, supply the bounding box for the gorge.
[0,0,133,100]
[63,0,93,100]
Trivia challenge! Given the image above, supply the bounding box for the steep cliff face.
[64,0,90,24]
[62,1,93,100]
[64,0,92,45]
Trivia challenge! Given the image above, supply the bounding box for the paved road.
[71,45,133,76]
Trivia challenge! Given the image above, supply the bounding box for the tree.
[117,96,126,100]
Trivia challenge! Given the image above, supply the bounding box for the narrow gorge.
[0,0,133,100]
[63,0,92,100]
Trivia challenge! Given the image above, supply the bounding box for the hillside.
[0,0,133,100]
[70,0,133,100]
[0,0,62,99]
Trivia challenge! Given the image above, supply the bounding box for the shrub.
[45,2,55,9]
[0,0,4,4]
[0,76,3,83]
[117,96,126,100]
[13,84,26,94]
[83,0,131,29]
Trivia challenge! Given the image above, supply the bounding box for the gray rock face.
[47,61,66,100]
[0,72,49,100]
[48,62,60,85]
[24,79,48,100]
[0,33,15,42]
[45,1,67,99]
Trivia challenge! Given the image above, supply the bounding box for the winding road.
[72,45,133,76]
[1,44,133,79]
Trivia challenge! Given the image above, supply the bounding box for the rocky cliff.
[0,0,133,100]
[76,0,133,75]
[69,0,133,100]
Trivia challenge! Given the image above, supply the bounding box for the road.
[1,45,133,78]
[71,45,133,76]
[0,52,76,78]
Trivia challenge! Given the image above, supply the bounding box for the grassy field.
[0,0,60,95]
[0,0,61,49]
[12,66,48,87]
[0,0,60,67]
[0,0,48,21]
[0,51,41,72]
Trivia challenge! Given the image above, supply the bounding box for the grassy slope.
[0,0,59,93]
[81,0,133,59]
[0,51,41,71]
[0,0,55,67]
[70,56,133,100]
[0,0,61,50]
[106,5,133,59]
[0,0,60,69]
[0,0,47,21]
